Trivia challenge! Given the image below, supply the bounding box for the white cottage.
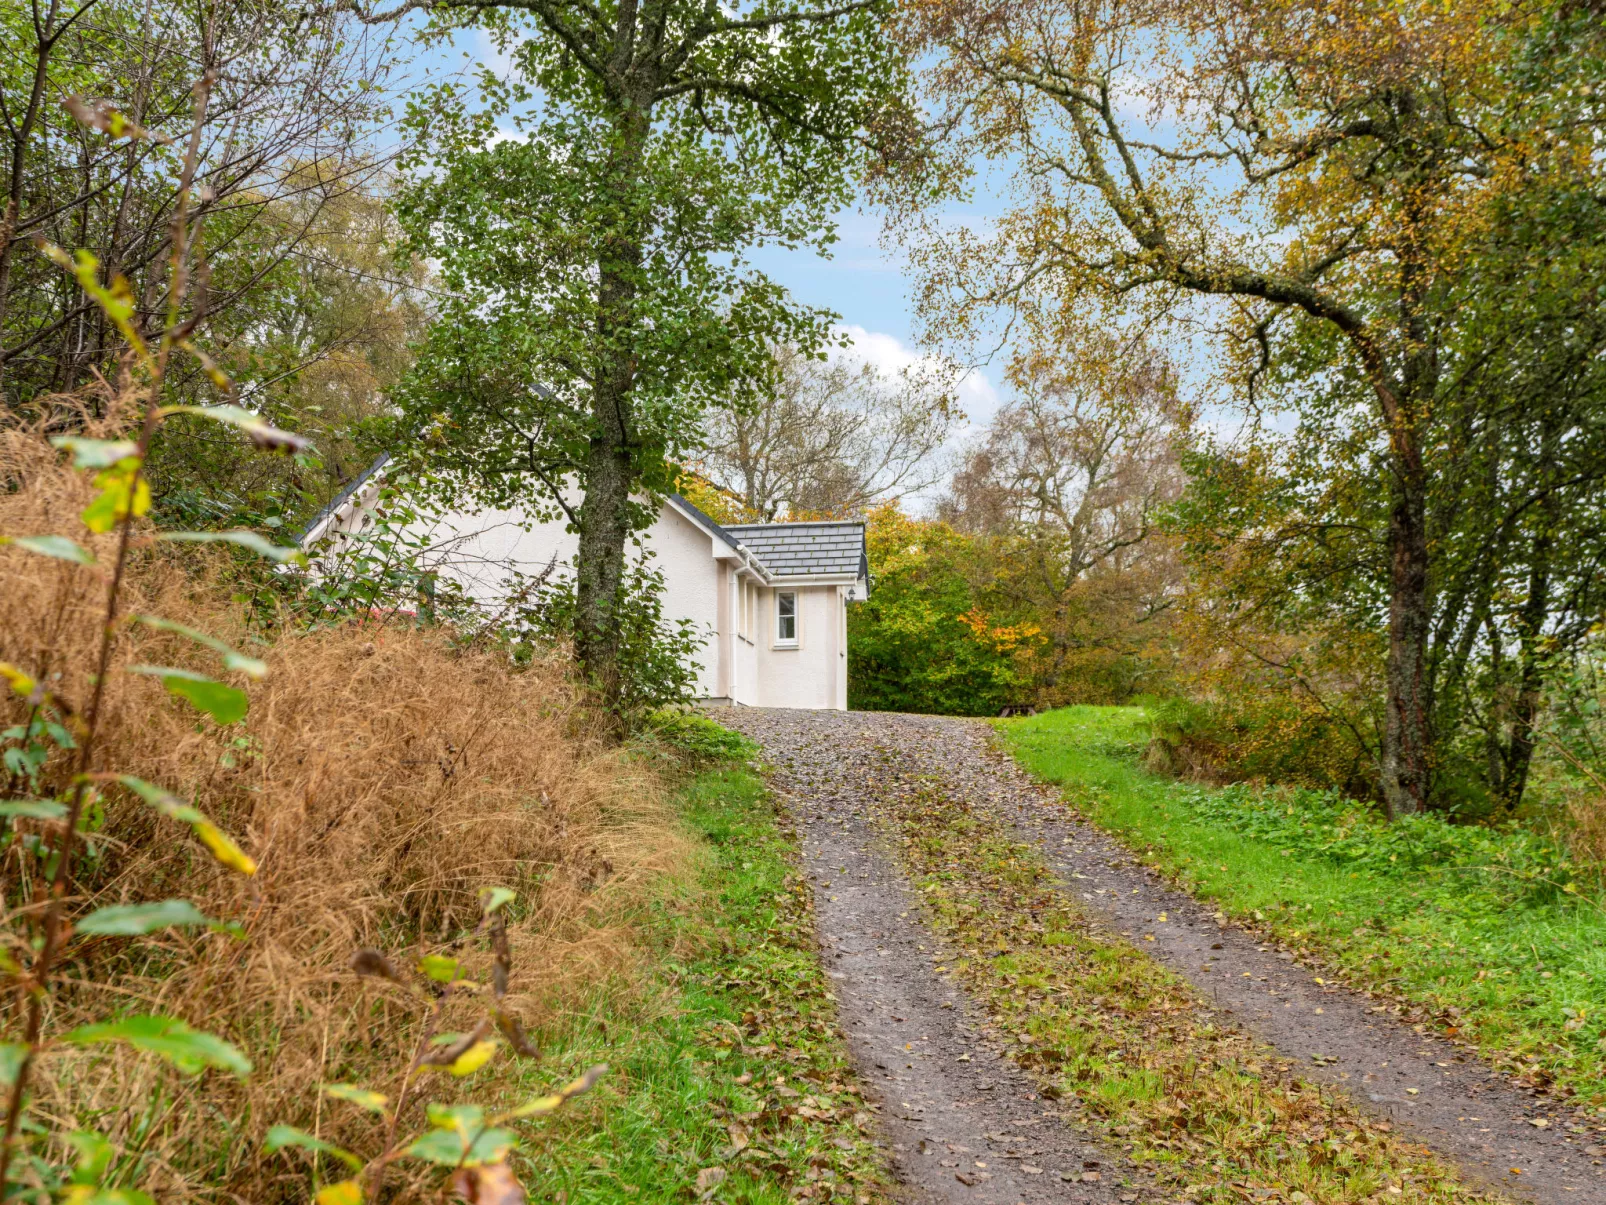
[301,456,870,710]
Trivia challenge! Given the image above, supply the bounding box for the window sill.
[772,641,799,651]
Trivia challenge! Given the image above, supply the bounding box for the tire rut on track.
[754,720,1167,1204]
[719,707,1606,1205]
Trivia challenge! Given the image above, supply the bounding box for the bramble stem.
[0,66,214,1195]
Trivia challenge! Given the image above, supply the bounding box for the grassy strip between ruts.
[869,767,1509,1205]
[996,707,1606,1108]
[515,763,896,1204]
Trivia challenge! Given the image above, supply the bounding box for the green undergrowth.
[516,762,893,1204]
[997,706,1606,1108]
[642,710,763,766]
[879,779,1504,1205]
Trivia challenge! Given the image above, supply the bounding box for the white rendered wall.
[731,572,759,705]
[316,492,724,699]
[753,585,845,710]
[311,483,857,709]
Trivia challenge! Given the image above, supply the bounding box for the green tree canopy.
[886,0,1606,812]
[384,0,909,702]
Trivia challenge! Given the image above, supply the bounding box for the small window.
[776,591,797,644]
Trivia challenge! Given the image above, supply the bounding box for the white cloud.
[829,325,1008,513]
[833,324,1002,428]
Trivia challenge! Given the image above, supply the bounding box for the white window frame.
[774,590,798,647]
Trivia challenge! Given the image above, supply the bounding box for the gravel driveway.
[718,707,1606,1205]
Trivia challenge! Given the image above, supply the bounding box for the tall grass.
[1000,706,1606,1104]
[1,407,687,1200]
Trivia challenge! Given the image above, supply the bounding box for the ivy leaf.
[0,662,40,699]
[0,534,98,565]
[157,530,307,565]
[127,665,248,724]
[50,437,140,469]
[58,1188,157,1205]
[40,245,147,357]
[263,1125,363,1170]
[447,1040,498,1077]
[191,819,256,874]
[415,1035,500,1077]
[66,1130,115,1184]
[81,461,151,534]
[158,405,311,454]
[0,800,69,820]
[479,887,516,915]
[498,1064,608,1120]
[96,775,258,876]
[426,1103,485,1131]
[65,1014,251,1077]
[132,615,269,679]
[77,899,212,936]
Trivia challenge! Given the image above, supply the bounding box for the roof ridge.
[296,451,390,543]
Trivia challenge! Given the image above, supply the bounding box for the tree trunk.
[1494,429,1561,810]
[1498,593,1549,811]
[573,95,650,705]
[1381,475,1433,816]
[1378,172,1438,819]
[575,428,634,700]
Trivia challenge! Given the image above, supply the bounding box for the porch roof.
[723,520,868,580]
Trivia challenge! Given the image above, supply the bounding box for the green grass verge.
[997,705,1606,1109]
[877,778,1500,1204]
[518,763,893,1204]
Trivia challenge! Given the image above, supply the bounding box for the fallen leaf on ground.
[696,1166,726,1198]
[450,1163,527,1205]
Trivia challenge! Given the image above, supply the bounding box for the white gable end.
[300,466,867,710]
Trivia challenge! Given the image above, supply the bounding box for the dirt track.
[719,707,1606,1205]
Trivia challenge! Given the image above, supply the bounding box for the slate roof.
[299,466,868,587]
[724,520,868,580]
[667,494,741,551]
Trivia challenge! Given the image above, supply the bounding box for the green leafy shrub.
[1143,691,1380,800]
[848,504,1033,716]
[513,558,704,718]
[1169,782,1585,906]
[642,710,757,764]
